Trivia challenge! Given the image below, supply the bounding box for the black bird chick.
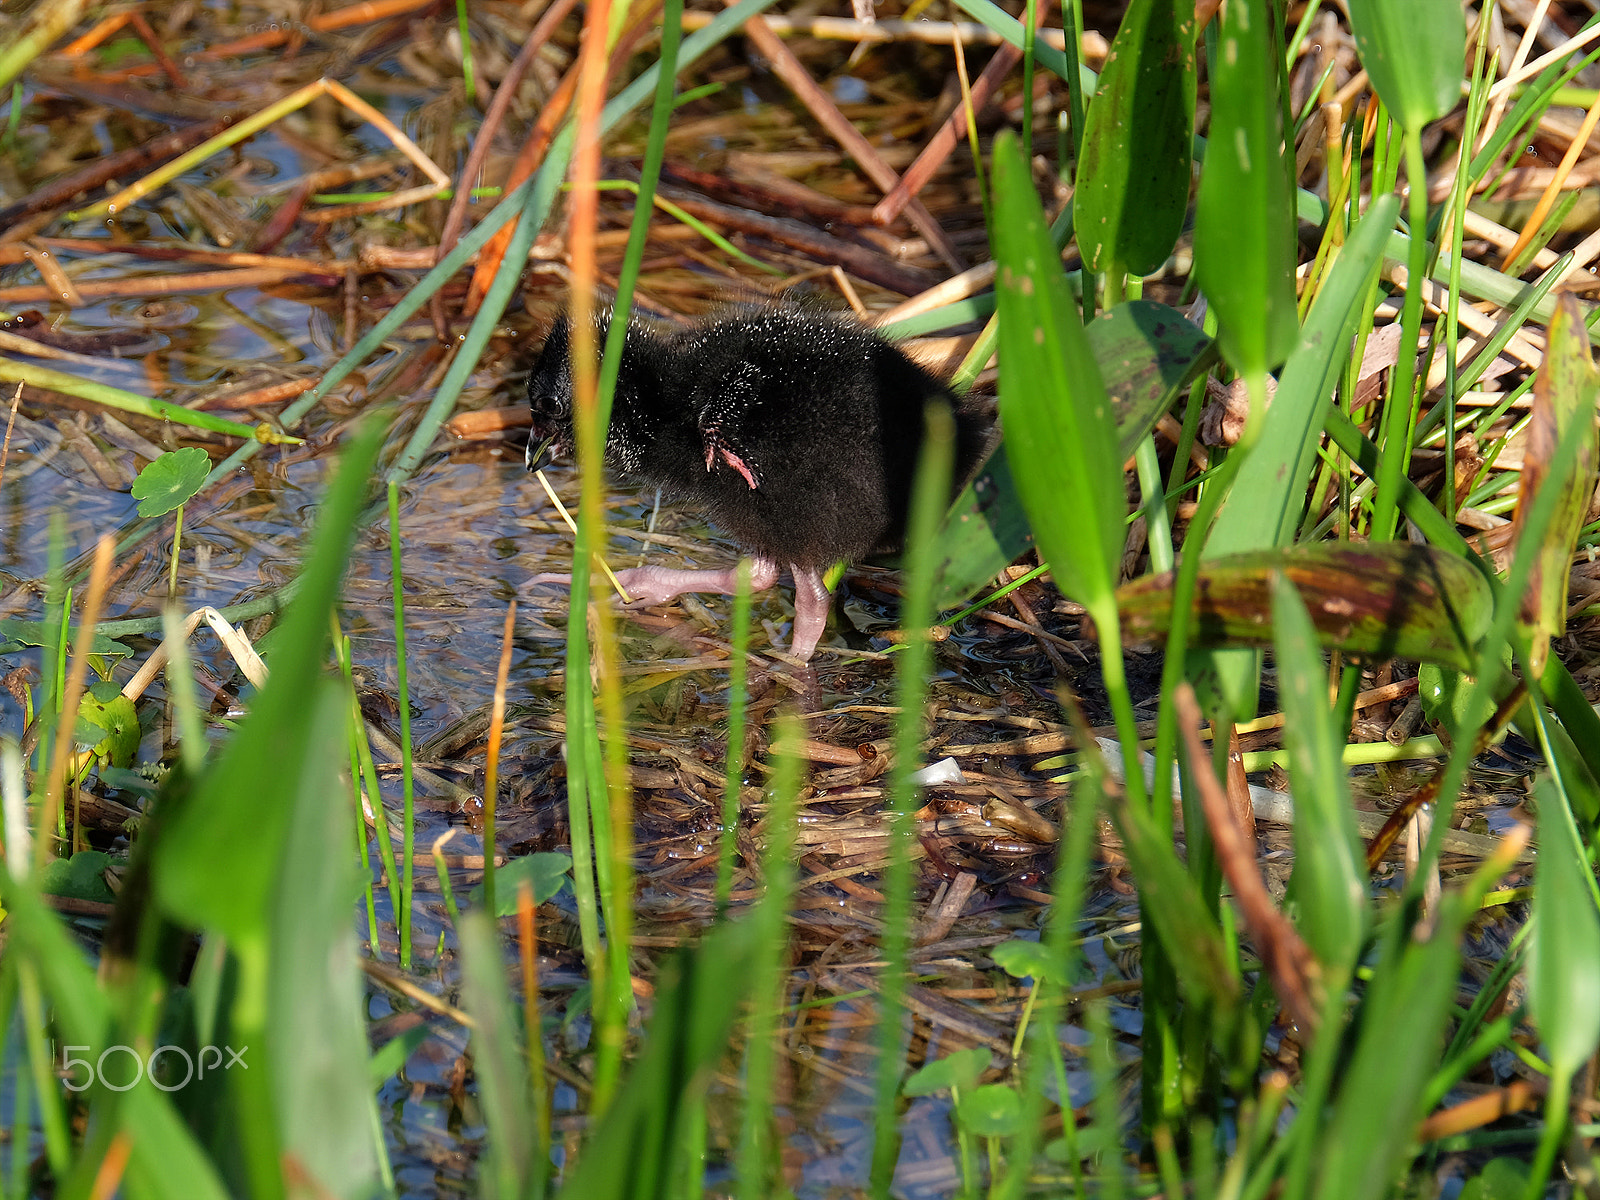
[527,308,989,662]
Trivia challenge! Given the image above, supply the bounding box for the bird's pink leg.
[612,557,779,606]
[787,566,833,663]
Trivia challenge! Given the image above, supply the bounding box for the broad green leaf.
[903,1046,992,1097]
[154,417,386,943]
[1192,0,1298,375]
[1313,850,1517,1200]
[131,446,211,519]
[1271,576,1364,976]
[1458,1159,1529,1200]
[1417,656,1513,735]
[268,681,382,1196]
[1347,0,1465,132]
[37,849,114,903]
[77,683,140,768]
[1203,116,1401,556]
[1529,778,1600,1077]
[0,617,128,658]
[470,850,572,915]
[1120,542,1492,669]
[955,1084,1023,1137]
[1513,293,1600,677]
[1194,194,1400,721]
[992,128,1126,614]
[1073,0,1196,275]
[0,882,231,1199]
[935,446,1035,609]
[934,299,1213,607]
[990,937,1057,984]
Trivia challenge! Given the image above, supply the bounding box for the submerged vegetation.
[1,0,1600,1196]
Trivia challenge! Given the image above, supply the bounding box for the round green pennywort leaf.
[903,1046,991,1097]
[991,937,1056,984]
[954,1083,1023,1137]
[132,446,211,518]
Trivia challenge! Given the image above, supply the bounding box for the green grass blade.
[563,920,765,1198]
[871,403,956,1196]
[0,882,232,1199]
[458,908,535,1199]
[737,711,800,1199]
[1311,847,1521,1200]
[387,482,417,967]
[1270,575,1364,977]
[267,682,385,1194]
[0,359,287,443]
[1529,776,1600,1080]
[1197,194,1398,720]
[1513,294,1600,677]
[716,560,753,916]
[946,0,1075,81]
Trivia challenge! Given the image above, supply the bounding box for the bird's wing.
[697,361,764,489]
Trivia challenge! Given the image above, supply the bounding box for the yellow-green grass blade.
[0,358,294,443]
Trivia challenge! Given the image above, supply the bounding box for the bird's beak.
[525,433,555,472]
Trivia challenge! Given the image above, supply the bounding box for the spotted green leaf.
[1120,541,1492,669]
[992,129,1127,615]
[1513,293,1600,677]
[1074,0,1197,275]
[1529,777,1600,1078]
[934,299,1213,607]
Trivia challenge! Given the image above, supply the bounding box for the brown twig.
[871,2,1043,227]
[432,0,582,339]
[0,384,21,498]
[1362,681,1529,872]
[66,0,443,75]
[124,10,187,87]
[195,379,319,412]
[1415,1080,1541,1141]
[1176,683,1321,1034]
[655,188,941,295]
[0,267,339,305]
[730,2,968,273]
[0,115,238,232]
[462,67,582,316]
